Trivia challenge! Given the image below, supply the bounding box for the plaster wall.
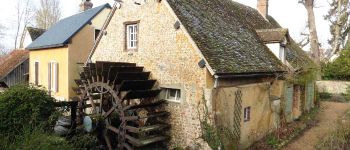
[68,25,95,99]
[214,80,284,149]
[29,47,69,101]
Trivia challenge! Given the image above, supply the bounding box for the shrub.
[323,49,350,80]
[318,92,332,100]
[0,85,56,136]
[68,131,99,149]
[342,85,350,101]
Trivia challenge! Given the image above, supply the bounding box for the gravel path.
[283,101,350,150]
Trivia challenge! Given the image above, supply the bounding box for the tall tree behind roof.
[34,0,61,30]
[299,0,321,65]
[325,0,350,56]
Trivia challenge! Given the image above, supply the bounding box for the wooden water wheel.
[73,61,169,150]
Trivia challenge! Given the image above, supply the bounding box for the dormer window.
[279,45,286,63]
[256,28,289,64]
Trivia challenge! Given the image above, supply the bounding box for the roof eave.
[215,71,286,78]
[0,58,29,81]
[26,43,66,50]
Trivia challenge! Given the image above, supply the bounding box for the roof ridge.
[26,3,111,50]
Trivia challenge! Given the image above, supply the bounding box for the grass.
[316,111,350,150]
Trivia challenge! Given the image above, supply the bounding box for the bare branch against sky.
[14,0,34,49]
[35,0,61,30]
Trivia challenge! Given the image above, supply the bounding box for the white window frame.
[165,88,181,103]
[244,106,251,122]
[126,24,138,50]
[34,61,40,85]
[49,61,58,93]
[279,46,286,63]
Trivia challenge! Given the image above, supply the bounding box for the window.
[126,24,138,50]
[48,62,59,93]
[244,106,251,122]
[34,61,39,85]
[279,46,286,63]
[95,29,101,40]
[165,88,181,102]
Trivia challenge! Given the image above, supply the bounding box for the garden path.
[283,101,350,150]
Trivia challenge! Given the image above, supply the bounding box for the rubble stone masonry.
[91,0,212,148]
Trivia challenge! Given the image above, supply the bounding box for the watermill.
[73,61,170,150]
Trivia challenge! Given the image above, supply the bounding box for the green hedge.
[323,49,350,80]
[0,85,56,136]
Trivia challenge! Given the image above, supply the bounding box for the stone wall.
[316,80,350,94]
[91,0,213,148]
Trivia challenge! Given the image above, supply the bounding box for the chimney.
[257,0,269,19]
[80,0,93,12]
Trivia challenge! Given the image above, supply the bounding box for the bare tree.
[325,0,350,55]
[14,0,34,49]
[0,24,7,55]
[35,0,61,30]
[299,0,322,65]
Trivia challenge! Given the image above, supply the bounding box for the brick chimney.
[80,0,93,12]
[257,0,269,19]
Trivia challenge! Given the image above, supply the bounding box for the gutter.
[26,43,66,51]
[215,71,285,79]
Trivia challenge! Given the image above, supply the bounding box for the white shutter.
[48,62,52,92]
[54,62,59,92]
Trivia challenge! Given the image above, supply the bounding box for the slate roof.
[27,27,46,41]
[222,1,315,70]
[268,18,316,70]
[26,4,111,50]
[167,0,285,74]
[256,28,289,43]
[0,50,29,80]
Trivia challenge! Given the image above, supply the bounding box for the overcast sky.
[0,0,330,51]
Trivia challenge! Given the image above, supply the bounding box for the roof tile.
[0,50,29,79]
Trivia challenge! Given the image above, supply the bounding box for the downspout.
[84,1,121,66]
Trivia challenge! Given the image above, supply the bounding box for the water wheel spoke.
[103,107,116,118]
[104,132,113,150]
[123,143,133,150]
[106,125,120,134]
[75,61,169,149]
[88,96,97,113]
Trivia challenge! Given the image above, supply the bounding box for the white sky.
[0,0,330,51]
[234,0,331,51]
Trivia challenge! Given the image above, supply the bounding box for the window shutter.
[35,62,39,85]
[55,63,59,92]
[48,62,52,92]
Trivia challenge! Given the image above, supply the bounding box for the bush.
[0,85,56,136]
[342,85,350,101]
[318,92,332,100]
[68,131,99,149]
[323,49,350,80]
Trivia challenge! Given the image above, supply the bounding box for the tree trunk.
[346,32,350,48]
[304,0,321,65]
[332,0,343,55]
